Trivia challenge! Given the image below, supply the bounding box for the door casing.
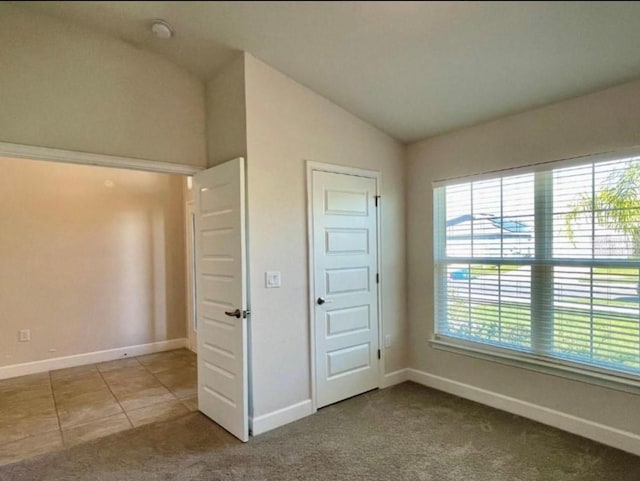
[306,160,384,412]
[185,200,197,353]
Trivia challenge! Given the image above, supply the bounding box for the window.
[433,154,640,384]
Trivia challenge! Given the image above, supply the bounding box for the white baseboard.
[0,338,188,380]
[407,368,640,457]
[250,399,314,436]
[249,370,410,436]
[380,368,410,388]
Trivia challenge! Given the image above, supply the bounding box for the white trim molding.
[380,368,410,388]
[250,369,409,436]
[407,368,640,457]
[431,338,640,396]
[250,399,314,436]
[0,141,202,175]
[0,338,188,380]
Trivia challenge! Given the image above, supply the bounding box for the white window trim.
[432,146,640,395]
[432,146,640,188]
[431,336,640,395]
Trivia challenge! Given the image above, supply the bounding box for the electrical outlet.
[384,334,392,348]
[19,329,31,342]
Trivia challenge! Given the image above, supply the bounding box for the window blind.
[434,156,640,379]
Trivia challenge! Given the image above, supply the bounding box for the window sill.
[430,336,640,396]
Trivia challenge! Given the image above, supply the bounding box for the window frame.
[432,148,640,395]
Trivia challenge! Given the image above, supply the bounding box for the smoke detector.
[151,20,173,39]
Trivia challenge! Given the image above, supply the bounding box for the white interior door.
[194,158,249,442]
[311,169,380,408]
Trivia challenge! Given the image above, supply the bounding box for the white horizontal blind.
[434,156,640,378]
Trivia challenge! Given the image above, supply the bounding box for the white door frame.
[306,160,384,413]
[0,141,202,175]
[185,200,197,353]
[5,142,250,440]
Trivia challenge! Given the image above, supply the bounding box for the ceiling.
[18,1,640,143]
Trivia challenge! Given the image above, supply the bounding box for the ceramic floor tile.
[0,385,53,412]
[0,352,199,459]
[126,399,189,427]
[100,365,152,388]
[55,390,123,429]
[169,349,197,361]
[53,383,111,406]
[0,372,50,388]
[0,429,63,466]
[154,366,197,399]
[100,365,176,407]
[158,349,196,360]
[0,373,51,401]
[50,370,106,396]
[141,358,192,374]
[0,411,60,445]
[96,358,142,373]
[54,385,112,404]
[50,364,98,381]
[181,395,198,412]
[116,385,176,412]
[0,391,56,422]
[137,350,195,374]
[62,413,131,447]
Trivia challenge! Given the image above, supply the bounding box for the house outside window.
[433,153,640,386]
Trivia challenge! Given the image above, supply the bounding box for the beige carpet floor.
[1,382,639,481]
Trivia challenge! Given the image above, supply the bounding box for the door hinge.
[374,195,381,207]
[377,349,381,360]
[376,273,380,284]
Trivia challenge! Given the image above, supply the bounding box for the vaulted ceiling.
[19,1,640,142]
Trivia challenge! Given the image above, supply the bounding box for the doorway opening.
[0,155,198,465]
[0,149,251,464]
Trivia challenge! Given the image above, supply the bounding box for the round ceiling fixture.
[151,20,173,39]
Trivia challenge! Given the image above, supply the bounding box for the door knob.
[317,297,332,305]
[225,309,241,318]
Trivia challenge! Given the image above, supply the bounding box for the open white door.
[194,158,249,442]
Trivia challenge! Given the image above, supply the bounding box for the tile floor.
[0,349,197,466]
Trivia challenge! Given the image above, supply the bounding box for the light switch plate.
[265,271,281,288]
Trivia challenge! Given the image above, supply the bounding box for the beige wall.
[0,3,206,167]
[406,78,640,436]
[206,55,248,167]
[244,54,406,417]
[9,0,636,438]
[0,157,186,367]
